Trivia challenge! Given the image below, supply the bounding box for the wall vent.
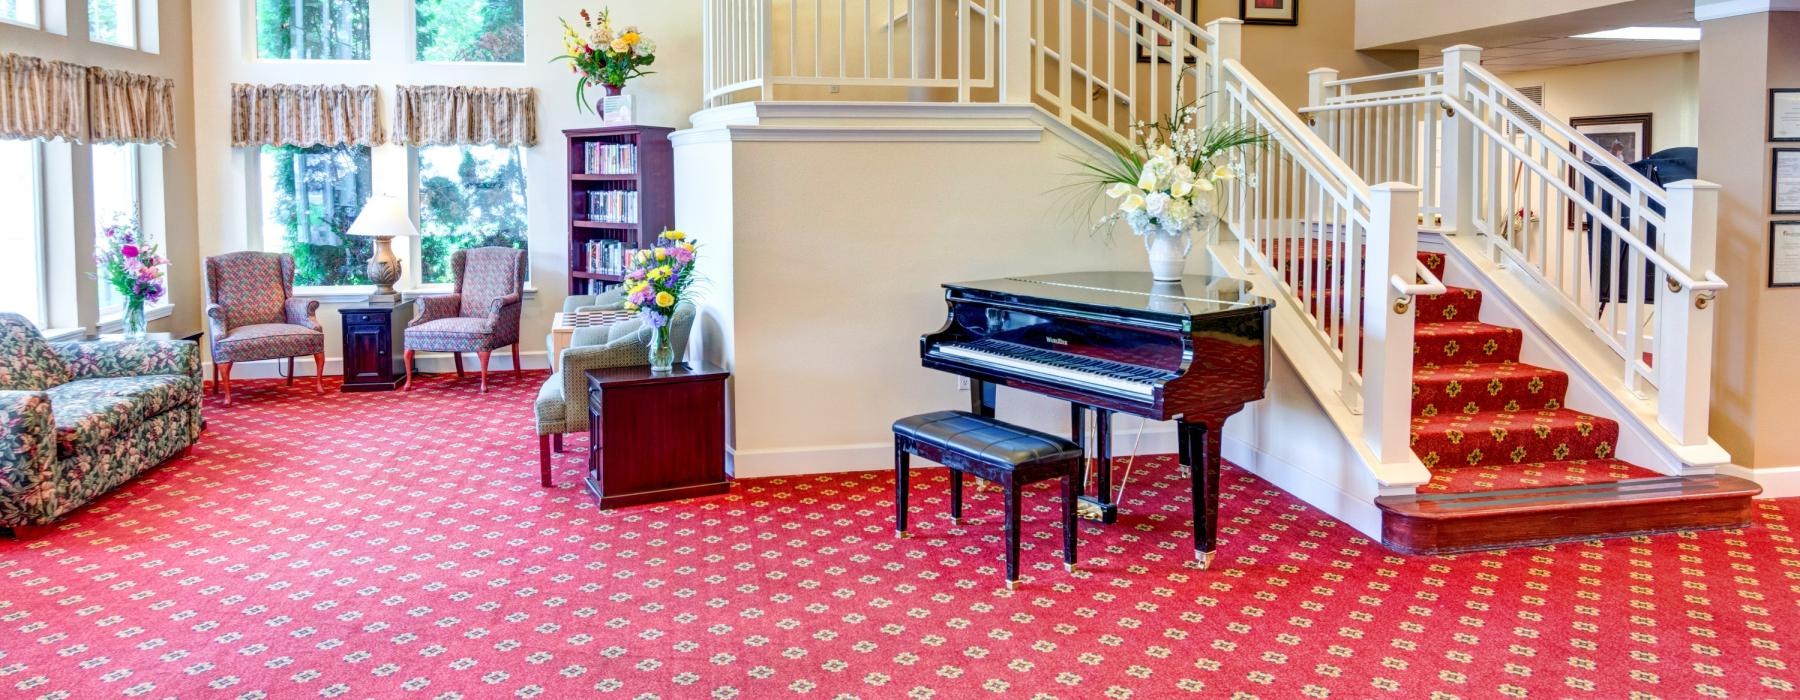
[1506,85,1545,135]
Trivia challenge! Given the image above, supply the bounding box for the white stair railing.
[1298,46,1725,447]
[704,0,1001,108]
[1217,52,1423,469]
[1028,0,1214,145]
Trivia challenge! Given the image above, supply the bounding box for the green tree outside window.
[417,0,524,63]
[257,0,371,60]
[261,145,375,287]
[418,145,528,284]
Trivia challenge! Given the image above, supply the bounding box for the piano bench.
[892,410,1080,589]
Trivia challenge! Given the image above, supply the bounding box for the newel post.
[1362,183,1423,465]
[1205,18,1242,125]
[999,0,1030,104]
[1307,68,1338,107]
[1438,45,1481,236]
[1656,180,1721,446]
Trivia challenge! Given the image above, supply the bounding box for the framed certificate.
[1776,149,1800,214]
[1772,89,1800,142]
[1771,221,1800,287]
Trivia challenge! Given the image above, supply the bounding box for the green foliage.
[417,0,524,62]
[256,0,371,60]
[417,146,528,284]
[264,145,374,287]
[87,0,118,42]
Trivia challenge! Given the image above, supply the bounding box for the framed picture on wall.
[1770,89,1800,142]
[1774,149,1800,215]
[1565,113,1653,230]
[1771,221,1800,287]
[1136,0,1201,63]
[1239,0,1298,26]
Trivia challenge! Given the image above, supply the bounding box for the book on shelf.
[585,279,624,295]
[583,190,640,224]
[582,239,639,276]
[582,142,639,175]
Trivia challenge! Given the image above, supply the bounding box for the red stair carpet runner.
[1408,252,1663,494]
[0,375,1793,697]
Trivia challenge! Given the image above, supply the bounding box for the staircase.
[696,2,1760,553]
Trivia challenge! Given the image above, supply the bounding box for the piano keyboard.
[934,339,1160,399]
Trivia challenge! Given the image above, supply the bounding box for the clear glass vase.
[648,325,675,373]
[122,297,147,338]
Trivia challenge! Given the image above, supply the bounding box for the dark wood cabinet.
[338,301,414,392]
[585,363,730,509]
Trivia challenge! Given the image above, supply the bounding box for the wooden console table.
[585,363,730,509]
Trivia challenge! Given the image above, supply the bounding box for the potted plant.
[1072,102,1264,281]
[621,231,699,372]
[554,8,656,116]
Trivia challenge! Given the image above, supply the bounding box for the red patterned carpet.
[1,372,1795,698]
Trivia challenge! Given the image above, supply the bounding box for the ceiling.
[1406,0,1700,72]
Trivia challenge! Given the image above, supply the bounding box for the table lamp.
[345,195,420,302]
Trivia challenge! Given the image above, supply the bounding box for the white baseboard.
[205,350,552,380]
[1222,435,1384,540]
[1717,463,1800,499]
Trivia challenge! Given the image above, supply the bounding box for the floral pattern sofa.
[0,313,203,532]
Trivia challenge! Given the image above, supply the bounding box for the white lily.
[1170,179,1193,198]
[1105,182,1134,199]
[1120,193,1146,212]
[1213,165,1236,181]
[1136,169,1158,192]
[1192,178,1216,193]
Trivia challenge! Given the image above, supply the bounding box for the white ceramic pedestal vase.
[1141,230,1193,282]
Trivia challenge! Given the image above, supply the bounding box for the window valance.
[392,85,536,148]
[231,83,385,148]
[0,53,88,143]
[87,66,177,147]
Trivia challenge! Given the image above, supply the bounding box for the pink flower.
[121,244,139,258]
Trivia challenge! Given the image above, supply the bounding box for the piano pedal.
[1074,496,1118,523]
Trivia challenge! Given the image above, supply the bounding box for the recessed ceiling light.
[1571,26,1702,41]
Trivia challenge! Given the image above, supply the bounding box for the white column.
[1204,18,1242,126]
[1656,180,1721,446]
[1438,45,1481,237]
[1361,183,1422,465]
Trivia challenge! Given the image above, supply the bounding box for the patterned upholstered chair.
[0,313,203,536]
[404,247,527,393]
[533,301,696,487]
[204,252,325,405]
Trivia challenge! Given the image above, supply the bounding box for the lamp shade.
[345,195,421,238]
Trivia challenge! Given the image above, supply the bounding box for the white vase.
[1142,231,1193,282]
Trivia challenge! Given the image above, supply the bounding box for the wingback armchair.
[533,301,696,487]
[204,251,325,405]
[404,247,527,393]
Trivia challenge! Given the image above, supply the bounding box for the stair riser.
[1416,287,1483,323]
[1412,414,1620,468]
[1379,492,1756,555]
[1414,326,1523,367]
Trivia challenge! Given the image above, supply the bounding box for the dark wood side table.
[585,363,730,509]
[338,301,414,392]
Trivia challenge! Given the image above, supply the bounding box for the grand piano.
[920,271,1272,569]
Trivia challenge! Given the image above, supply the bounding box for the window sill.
[42,327,86,343]
[96,303,174,333]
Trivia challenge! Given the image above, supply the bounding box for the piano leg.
[969,379,996,418]
[949,470,963,525]
[1179,420,1224,569]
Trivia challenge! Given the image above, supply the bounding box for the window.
[417,144,526,284]
[1,0,39,27]
[416,0,523,63]
[87,0,135,47]
[259,145,374,287]
[257,0,370,60]
[92,142,143,314]
[0,140,45,325]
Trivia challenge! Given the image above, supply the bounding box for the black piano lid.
[944,271,1273,319]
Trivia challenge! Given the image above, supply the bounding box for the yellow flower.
[654,248,668,261]
[621,31,640,46]
[656,265,672,278]
[655,291,674,307]
[677,242,695,252]
[662,230,686,241]
[610,38,629,53]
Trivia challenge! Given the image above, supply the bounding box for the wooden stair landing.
[1375,475,1762,555]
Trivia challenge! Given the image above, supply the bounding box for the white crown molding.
[1694,0,1800,21]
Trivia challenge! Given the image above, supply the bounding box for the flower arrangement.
[621,230,699,371]
[1073,103,1265,240]
[554,8,656,112]
[93,219,166,337]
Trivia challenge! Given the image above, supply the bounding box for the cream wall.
[1353,0,1634,50]
[187,0,703,375]
[1,0,201,338]
[1698,10,1800,472]
[1497,52,1700,153]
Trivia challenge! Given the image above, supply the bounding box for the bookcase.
[563,125,675,296]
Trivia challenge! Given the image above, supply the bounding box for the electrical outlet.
[957,377,970,391]
[829,85,840,94]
